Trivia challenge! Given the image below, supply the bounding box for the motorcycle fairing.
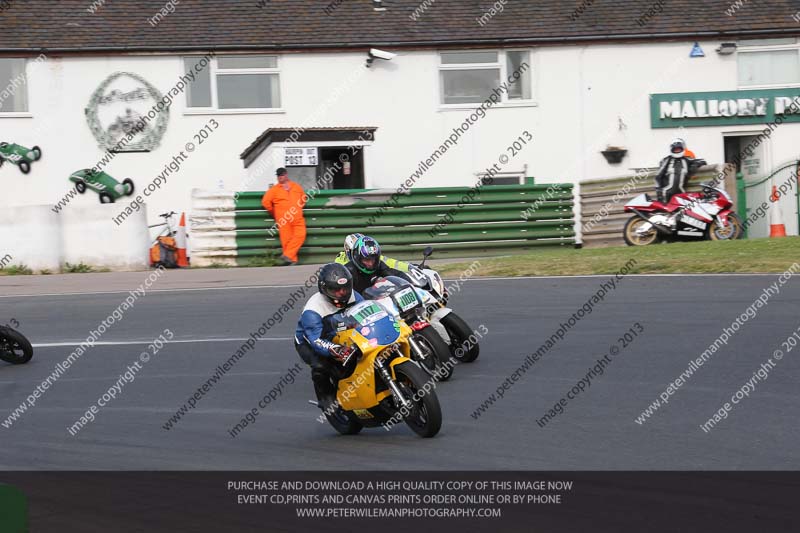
[340,301,401,347]
[626,193,653,208]
[625,193,674,212]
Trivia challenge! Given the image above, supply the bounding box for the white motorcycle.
[362,276,453,381]
[404,247,480,363]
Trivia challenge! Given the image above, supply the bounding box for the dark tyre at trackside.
[0,326,33,364]
[440,312,479,363]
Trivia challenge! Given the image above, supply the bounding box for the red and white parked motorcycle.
[623,183,743,246]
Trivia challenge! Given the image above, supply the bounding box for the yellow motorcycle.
[318,300,442,438]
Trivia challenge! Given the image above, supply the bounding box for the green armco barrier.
[234,184,573,211]
[235,219,573,249]
[195,183,576,265]
[236,202,572,229]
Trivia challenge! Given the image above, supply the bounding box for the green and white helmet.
[352,236,382,275]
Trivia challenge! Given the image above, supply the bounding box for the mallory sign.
[650,88,800,128]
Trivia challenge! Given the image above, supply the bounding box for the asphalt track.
[1,274,798,470]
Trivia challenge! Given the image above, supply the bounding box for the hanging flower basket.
[601,147,627,164]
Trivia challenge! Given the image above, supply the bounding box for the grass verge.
[435,237,800,277]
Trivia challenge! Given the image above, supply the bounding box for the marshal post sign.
[650,88,800,128]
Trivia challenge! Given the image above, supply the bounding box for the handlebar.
[331,344,357,366]
[159,211,177,219]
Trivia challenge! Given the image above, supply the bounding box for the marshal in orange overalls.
[261,174,307,264]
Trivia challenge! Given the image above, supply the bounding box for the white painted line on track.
[32,337,293,348]
[0,272,789,299]
[0,284,310,299]
[0,272,781,298]
[0,370,300,386]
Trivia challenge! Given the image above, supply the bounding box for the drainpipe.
[574,45,587,247]
[796,161,800,236]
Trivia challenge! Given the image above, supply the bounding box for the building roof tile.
[0,0,797,53]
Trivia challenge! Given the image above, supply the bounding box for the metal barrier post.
[736,172,748,239]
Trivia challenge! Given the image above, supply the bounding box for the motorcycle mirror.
[420,246,433,267]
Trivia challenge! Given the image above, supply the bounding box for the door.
[724,134,769,181]
[318,147,364,189]
[723,133,773,238]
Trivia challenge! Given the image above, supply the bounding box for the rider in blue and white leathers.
[294,263,362,410]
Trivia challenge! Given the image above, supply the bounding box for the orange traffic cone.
[769,185,787,238]
[176,212,191,266]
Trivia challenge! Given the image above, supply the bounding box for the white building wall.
[0,40,798,233]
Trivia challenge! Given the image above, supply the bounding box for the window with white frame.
[0,58,29,113]
[737,38,800,88]
[439,50,531,105]
[184,55,281,111]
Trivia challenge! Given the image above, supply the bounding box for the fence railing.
[190,184,575,266]
[740,160,800,239]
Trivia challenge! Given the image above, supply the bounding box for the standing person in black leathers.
[654,138,706,203]
[340,236,412,293]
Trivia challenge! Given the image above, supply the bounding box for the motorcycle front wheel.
[0,327,33,364]
[394,361,442,438]
[707,213,743,241]
[412,327,453,381]
[623,215,660,246]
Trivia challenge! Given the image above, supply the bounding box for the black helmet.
[352,236,381,275]
[318,263,353,308]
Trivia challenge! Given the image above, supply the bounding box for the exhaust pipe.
[629,208,672,235]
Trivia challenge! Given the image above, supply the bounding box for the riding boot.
[311,368,337,412]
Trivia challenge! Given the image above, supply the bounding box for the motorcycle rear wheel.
[395,362,442,438]
[413,327,453,381]
[323,397,363,435]
[0,327,33,364]
[623,216,660,246]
